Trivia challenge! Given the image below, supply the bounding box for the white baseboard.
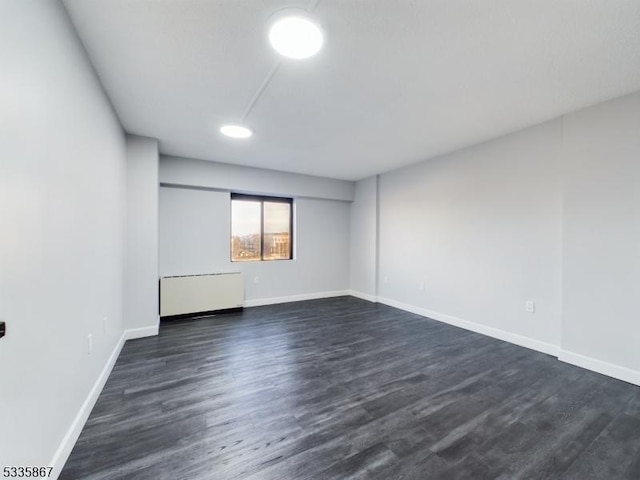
[245,290,349,308]
[49,332,126,479]
[49,324,159,479]
[124,323,159,340]
[348,290,378,303]
[559,349,640,387]
[368,295,640,387]
[375,296,560,357]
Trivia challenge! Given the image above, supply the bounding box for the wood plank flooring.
[61,297,640,479]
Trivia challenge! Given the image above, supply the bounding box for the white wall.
[159,185,350,305]
[377,120,564,352]
[560,92,640,382]
[124,135,159,334]
[159,188,230,276]
[351,91,640,385]
[349,176,378,300]
[160,155,355,202]
[0,0,126,471]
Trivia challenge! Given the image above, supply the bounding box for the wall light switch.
[525,301,535,313]
[87,334,93,355]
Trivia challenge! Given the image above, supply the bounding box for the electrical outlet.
[525,301,535,313]
[253,276,260,284]
[418,281,425,292]
[103,317,108,336]
[87,334,93,355]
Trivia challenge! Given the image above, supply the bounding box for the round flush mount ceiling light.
[268,13,324,59]
[220,124,253,139]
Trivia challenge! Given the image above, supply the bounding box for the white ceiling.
[62,0,640,181]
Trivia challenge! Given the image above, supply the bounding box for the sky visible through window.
[231,200,260,236]
[231,200,290,236]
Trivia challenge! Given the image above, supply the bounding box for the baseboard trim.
[370,295,640,386]
[124,324,159,340]
[348,290,378,303]
[245,290,350,308]
[49,332,126,479]
[49,324,160,479]
[559,349,640,387]
[376,296,560,357]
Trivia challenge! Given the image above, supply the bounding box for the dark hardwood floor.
[61,297,640,480]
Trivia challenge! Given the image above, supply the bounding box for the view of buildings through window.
[231,194,292,261]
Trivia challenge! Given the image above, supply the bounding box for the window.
[231,193,293,261]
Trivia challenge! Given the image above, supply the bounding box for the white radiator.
[160,272,244,317]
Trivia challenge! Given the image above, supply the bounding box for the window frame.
[230,193,294,262]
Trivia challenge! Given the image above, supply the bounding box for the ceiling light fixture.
[220,124,253,139]
[268,13,324,59]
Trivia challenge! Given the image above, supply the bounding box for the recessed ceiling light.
[269,14,324,59]
[220,124,253,139]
